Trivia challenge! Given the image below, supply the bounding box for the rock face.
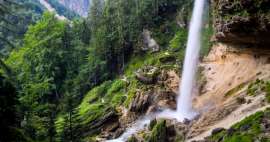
[142,29,160,52]
[59,0,90,17]
[135,66,159,84]
[213,0,270,44]
[130,68,179,115]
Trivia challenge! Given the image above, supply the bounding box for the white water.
[106,0,206,141]
[106,116,153,142]
[176,0,205,120]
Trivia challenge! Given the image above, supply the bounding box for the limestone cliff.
[58,0,90,17]
[213,0,270,44]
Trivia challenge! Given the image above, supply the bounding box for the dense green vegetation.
[209,108,270,142]
[0,0,236,141]
[1,0,194,141]
[247,79,270,103]
[46,0,79,19]
[0,0,44,54]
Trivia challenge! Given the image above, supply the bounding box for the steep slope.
[186,0,270,141]
[0,0,44,54]
[188,43,270,141]
[38,0,67,20]
[39,0,78,19]
[58,0,90,17]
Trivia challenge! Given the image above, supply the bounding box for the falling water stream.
[177,0,205,120]
[107,0,205,141]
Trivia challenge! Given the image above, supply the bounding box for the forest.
[1,0,270,142]
[1,0,191,141]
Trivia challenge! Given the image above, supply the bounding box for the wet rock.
[149,119,157,130]
[247,99,252,104]
[146,106,157,115]
[153,89,177,110]
[227,128,236,136]
[183,118,191,125]
[129,91,151,113]
[211,127,225,135]
[112,128,125,139]
[240,124,251,131]
[170,120,188,142]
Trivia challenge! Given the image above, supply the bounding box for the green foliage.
[147,120,167,142]
[224,83,246,97]
[105,79,126,106]
[46,0,79,19]
[210,109,270,142]
[247,79,270,103]
[0,73,20,142]
[264,82,270,103]
[169,29,187,50]
[2,0,192,141]
[5,12,90,141]
[128,136,138,142]
[0,0,44,54]
[201,25,214,57]
[78,81,112,115]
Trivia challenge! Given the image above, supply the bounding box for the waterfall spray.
[106,1,206,141]
[177,0,205,120]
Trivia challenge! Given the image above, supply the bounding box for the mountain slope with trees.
[1,0,270,142]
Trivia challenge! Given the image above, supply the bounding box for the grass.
[79,103,109,125]
[247,79,270,103]
[169,29,187,50]
[201,25,214,57]
[210,109,270,142]
[78,81,112,115]
[105,79,126,106]
[55,115,65,134]
[147,120,167,142]
[225,82,246,97]
[264,82,270,103]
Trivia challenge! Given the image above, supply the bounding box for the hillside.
[59,0,91,17]
[0,0,270,142]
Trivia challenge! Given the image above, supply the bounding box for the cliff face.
[213,0,270,44]
[186,1,270,141]
[58,0,90,17]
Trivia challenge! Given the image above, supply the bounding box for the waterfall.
[106,0,206,141]
[177,0,205,120]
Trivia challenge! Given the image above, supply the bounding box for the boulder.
[129,91,151,113]
[135,66,159,84]
[141,29,160,52]
[148,120,167,142]
[211,127,225,135]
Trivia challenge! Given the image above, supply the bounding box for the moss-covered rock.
[127,135,139,142]
[213,0,270,44]
[147,120,167,142]
[135,66,160,84]
[202,108,270,142]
